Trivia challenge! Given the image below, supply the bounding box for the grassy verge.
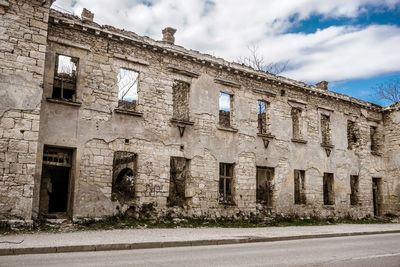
[0,215,396,235]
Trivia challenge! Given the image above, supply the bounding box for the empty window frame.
[323,172,334,205]
[256,167,274,206]
[52,54,78,100]
[219,92,232,128]
[350,175,359,206]
[219,163,234,204]
[168,157,190,206]
[291,107,302,140]
[172,80,190,121]
[257,100,269,134]
[294,170,306,204]
[117,68,139,110]
[370,126,379,153]
[347,121,358,150]
[321,114,331,145]
[112,151,137,202]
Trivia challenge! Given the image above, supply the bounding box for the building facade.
[1,0,399,224]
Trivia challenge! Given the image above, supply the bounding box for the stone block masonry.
[0,0,53,223]
[0,2,399,224]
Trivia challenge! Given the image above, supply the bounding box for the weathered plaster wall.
[30,9,393,221]
[0,0,51,222]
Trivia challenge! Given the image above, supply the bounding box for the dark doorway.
[256,167,274,207]
[40,147,72,217]
[46,166,70,213]
[372,178,382,216]
[168,157,190,206]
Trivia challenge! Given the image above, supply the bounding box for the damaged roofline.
[49,9,382,112]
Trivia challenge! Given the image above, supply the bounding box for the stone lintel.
[168,65,199,78]
[48,36,91,51]
[252,88,277,97]
[114,53,149,66]
[214,78,241,88]
[318,105,334,114]
[366,116,381,123]
[288,98,307,109]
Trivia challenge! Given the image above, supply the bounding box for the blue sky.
[52,0,400,106]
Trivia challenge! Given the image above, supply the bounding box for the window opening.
[52,54,78,101]
[117,68,139,110]
[294,170,306,204]
[172,80,190,121]
[323,172,334,205]
[219,163,234,204]
[219,92,231,128]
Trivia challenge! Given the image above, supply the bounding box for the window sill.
[170,118,194,125]
[217,126,238,133]
[371,151,382,157]
[218,201,236,206]
[320,143,334,149]
[292,138,307,144]
[114,108,143,117]
[46,98,82,107]
[258,133,275,139]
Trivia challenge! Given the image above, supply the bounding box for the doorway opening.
[39,147,73,218]
[256,167,274,207]
[372,178,382,216]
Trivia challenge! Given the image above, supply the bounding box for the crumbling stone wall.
[0,0,52,222]
[1,5,397,223]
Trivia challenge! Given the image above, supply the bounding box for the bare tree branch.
[117,69,139,101]
[236,43,289,75]
[372,78,400,104]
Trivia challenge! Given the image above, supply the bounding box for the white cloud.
[51,0,400,83]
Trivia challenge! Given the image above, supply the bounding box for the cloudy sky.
[52,0,400,106]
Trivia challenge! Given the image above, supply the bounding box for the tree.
[373,78,400,104]
[117,69,139,102]
[236,43,289,75]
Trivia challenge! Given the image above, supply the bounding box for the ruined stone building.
[1,0,399,224]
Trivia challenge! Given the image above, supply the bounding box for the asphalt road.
[1,233,400,266]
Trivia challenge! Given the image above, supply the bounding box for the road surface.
[1,233,400,266]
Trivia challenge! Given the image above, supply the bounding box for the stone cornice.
[49,9,384,113]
